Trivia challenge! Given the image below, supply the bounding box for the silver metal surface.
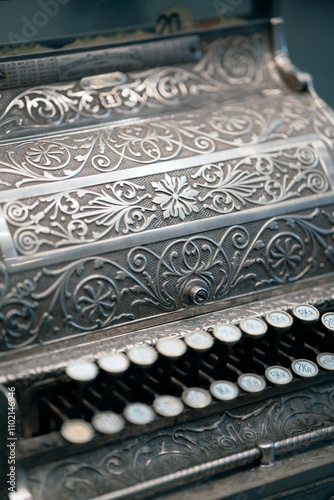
[1,3,334,500]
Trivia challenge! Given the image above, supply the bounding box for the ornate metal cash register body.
[0,1,334,498]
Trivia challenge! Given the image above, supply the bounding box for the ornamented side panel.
[0,141,332,257]
[0,206,333,351]
[0,93,333,190]
[24,382,334,500]
[0,33,284,136]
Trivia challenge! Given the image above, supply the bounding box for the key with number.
[183,331,214,385]
[155,337,187,392]
[291,304,320,356]
[265,310,293,364]
[291,358,319,378]
[210,324,242,378]
[321,313,334,350]
[239,317,267,371]
[265,365,293,387]
[126,345,158,401]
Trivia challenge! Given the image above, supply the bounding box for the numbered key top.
[321,313,334,349]
[211,324,242,378]
[127,345,158,368]
[265,310,293,363]
[184,331,214,384]
[153,395,184,417]
[237,373,266,393]
[123,402,155,425]
[156,338,187,391]
[239,317,267,371]
[291,304,319,355]
[265,366,293,386]
[293,304,319,323]
[210,380,239,401]
[316,352,334,372]
[182,387,212,409]
[291,359,319,378]
[92,411,125,434]
[126,345,158,400]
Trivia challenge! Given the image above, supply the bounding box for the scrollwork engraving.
[0,95,332,190]
[0,35,273,134]
[2,144,330,256]
[0,208,333,350]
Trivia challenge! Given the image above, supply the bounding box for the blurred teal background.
[283,0,334,107]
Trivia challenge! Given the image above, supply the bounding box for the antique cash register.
[0,1,333,498]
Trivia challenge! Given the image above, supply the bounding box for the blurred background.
[283,0,334,107]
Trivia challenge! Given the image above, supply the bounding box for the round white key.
[61,420,94,444]
[65,359,98,382]
[182,387,212,408]
[238,374,266,393]
[210,380,239,401]
[98,353,129,374]
[321,313,334,332]
[265,311,293,331]
[184,331,214,352]
[292,304,319,324]
[92,412,125,434]
[316,353,334,371]
[265,366,293,386]
[239,317,267,337]
[156,338,187,359]
[153,395,184,417]
[127,345,158,367]
[212,324,242,345]
[291,359,319,378]
[123,403,155,425]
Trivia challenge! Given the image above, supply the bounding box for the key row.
[58,351,334,444]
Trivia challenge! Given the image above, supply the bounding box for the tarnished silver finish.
[1,2,334,500]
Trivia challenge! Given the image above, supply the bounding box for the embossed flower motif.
[284,414,323,436]
[77,280,116,324]
[270,237,302,277]
[26,143,64,166]
[152,174,199,220]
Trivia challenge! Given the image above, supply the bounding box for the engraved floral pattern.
[75,278,120,327]
[269,236,303,278]
[0,208,333,350]
[152,173,199,220]
[1,144,330,256]
[192,145,328,214]
[25,142,67,167]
